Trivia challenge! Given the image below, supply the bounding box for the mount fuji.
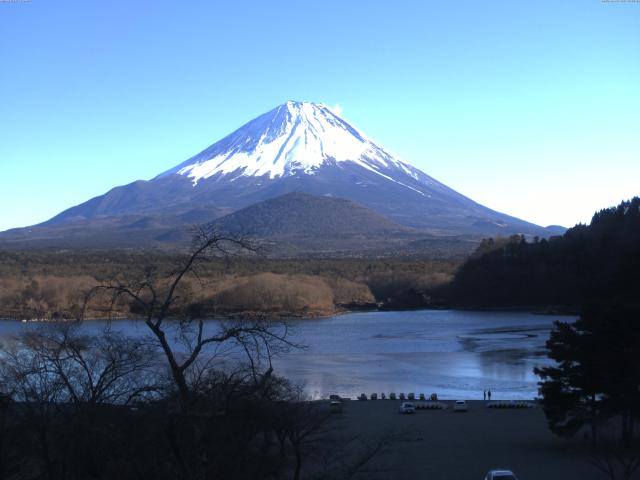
[0,101,562,251]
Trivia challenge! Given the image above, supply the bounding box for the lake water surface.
[0,310,574,400]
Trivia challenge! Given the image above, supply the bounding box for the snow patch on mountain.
[158,101,426,189]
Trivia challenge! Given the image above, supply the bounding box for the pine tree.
[536,305,640,445]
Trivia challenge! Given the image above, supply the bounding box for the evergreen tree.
[449,197,640,309]
[536,304,640,445]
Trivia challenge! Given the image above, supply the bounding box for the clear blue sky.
[1,0,638,231]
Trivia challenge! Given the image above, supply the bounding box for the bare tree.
[1,227,399,480]
[310,428,407,480]
[0,324,160,480]
[16,324,158,406]
[1,331,71,480]
[84,225,297,410]
[589,445,640,480]
[267,388,406,480]
[588,427,640,480]
[0,392,18,480]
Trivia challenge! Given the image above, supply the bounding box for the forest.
[447,197,640,311]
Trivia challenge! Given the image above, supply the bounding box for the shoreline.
[448,304,581,315]
[0,304,579,323]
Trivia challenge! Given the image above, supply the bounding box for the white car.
[453,400,468,412]
[485,469,518,480]
[399,402,415,414]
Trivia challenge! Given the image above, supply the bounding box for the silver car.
[453,400,468,412]
[399,402,416,414]
[485,469,518,480]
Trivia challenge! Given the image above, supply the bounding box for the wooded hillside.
[448,197,640,310]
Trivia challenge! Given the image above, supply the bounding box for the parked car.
[370,393,378,400]
[453,400,468,412]
[484,469,518,480]
[399,402,415,414]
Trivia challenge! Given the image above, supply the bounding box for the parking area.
[328,400,600,480]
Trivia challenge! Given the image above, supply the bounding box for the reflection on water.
[273,310,574,400]
[0,310,575,400]
[477,350,534,382]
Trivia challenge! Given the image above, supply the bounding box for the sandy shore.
[327,400,600,480]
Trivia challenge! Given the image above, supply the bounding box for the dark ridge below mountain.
[213,192,409,238]
[154,192,479,258]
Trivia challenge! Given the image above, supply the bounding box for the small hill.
[204,192,423,256]
[214,192,409,238]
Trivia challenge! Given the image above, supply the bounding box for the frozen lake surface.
[277,310,573,400]
[0,310,574,400]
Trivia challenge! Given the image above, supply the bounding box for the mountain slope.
[0,101,562,250]
[157,101,437,187]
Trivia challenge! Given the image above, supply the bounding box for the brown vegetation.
[212,273,374,316]
[0,250,459,320]
[0,275,97,320]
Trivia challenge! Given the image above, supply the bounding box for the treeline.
[447,197,640,310]
[0,254,458,320]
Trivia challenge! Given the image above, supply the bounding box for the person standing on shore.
[488,389,492,401]
[483,390,486,401]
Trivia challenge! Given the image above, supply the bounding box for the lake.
[0,309,574,400]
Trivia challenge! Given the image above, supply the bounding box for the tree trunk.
[591,394,598,445]
[293,445,302,480]
[621,412,633,448]
[147,321,191,409]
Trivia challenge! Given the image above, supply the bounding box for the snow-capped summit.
[158,101,426,191]
[12,101,557,245]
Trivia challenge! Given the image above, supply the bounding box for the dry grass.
[0,275,98,319]
[213,273,337,314]
[0,251,459,320]
[0,272,377,320]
